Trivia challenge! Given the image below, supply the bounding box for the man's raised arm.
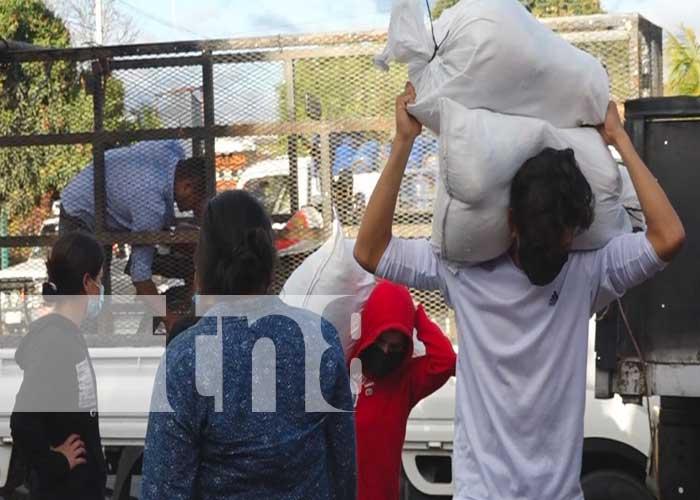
[354,83,423,273]
[599,102,686,261]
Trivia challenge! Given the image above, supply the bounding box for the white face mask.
[85,278,104,319]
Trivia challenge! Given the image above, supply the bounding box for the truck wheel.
[400,470,450,500]
[111,447,143,500]
[582,470,655,500]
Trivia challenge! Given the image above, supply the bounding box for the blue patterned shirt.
[141,297,357,500]
[61,140,185,282]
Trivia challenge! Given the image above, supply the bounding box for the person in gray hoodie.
[11,232,107,500]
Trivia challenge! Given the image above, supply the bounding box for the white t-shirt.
[376,233,666,500]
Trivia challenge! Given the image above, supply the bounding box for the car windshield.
[247,176,290,215]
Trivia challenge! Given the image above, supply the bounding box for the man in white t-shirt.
[353,83,685,500]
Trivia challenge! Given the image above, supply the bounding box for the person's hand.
[50,434,86,470]
[414,304,436,336]
[597,101,628,147]
[395,82,422,144]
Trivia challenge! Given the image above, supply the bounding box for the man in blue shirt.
[60,140,207,314]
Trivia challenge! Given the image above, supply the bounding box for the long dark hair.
[43,232,104,298]
[510,147,595,253]
[196,190,277,295]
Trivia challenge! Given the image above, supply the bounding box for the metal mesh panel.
[0,14,663,343]
[109,64,204,130]
[0,60,94,135]
[545,14,664,101]
[214,58,285,124]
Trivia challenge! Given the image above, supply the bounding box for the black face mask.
[359,344,405,379]
[517,241,569,287]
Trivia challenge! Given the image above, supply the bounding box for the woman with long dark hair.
[141,190,356,500]
[11,232,107,500]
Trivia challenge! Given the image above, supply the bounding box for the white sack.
[432,99,633,263]
[375,0,609,134]
[281,219,376,360]
[619,164,646,231]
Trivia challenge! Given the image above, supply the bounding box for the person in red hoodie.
[351,280,457,500]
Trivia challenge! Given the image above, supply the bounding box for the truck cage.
[0,12,663,339]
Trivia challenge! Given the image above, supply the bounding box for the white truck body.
[0,153,652,497]
[0,320,654,498]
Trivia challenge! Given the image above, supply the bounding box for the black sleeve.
[10,412,70,483]
[11,333,79,483]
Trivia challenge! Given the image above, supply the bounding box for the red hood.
[351,280,415,362]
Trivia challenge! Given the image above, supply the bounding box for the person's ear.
[82,273,92,295]
[182,179,195,197]
[174,179,191,197]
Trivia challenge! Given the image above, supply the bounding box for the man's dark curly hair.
[510,148,595,255]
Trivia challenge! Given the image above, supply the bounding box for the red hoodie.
[351,281,457,500]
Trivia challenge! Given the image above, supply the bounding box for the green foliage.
[277,55,408,155]
[0,0,90,218]
[282,56,408,122]
[432,0,459,19]
[521,0,603,17]
[131,104,163,130]
[433,0,603,19]
[0,0,70,48]
[667,26,700,96]
[0,0,143,226]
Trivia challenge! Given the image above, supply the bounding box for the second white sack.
[431,99,635,264]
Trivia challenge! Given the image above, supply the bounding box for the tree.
[0,0,90,217]
[282,56,407,123]
[0,0,138,240]
[433,0,603,19]
[667,26,700,96]
[432,0,458,19]
[131,103,163,130]
[521,0,603,17]
[276,55,407,159]
[45,0,138,46]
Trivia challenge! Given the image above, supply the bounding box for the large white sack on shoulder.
[432,99,632,263]
[375,0,609,133]
[280,219,376,360]
[432,175,513,263]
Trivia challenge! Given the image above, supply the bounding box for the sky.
[107,0,700,43]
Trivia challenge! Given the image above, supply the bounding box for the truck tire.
[111,447,143,500]
[581,470,655,500]
[400,470,451,500]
